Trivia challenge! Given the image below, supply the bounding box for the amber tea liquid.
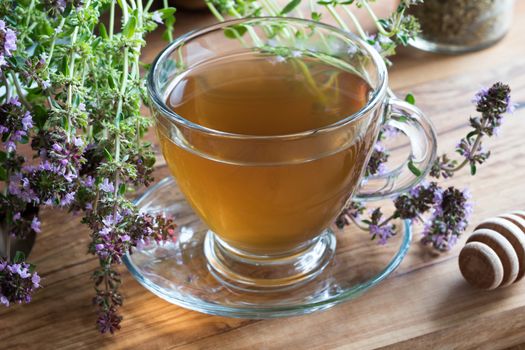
[158,53,377,253]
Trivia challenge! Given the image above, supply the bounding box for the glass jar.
[409,0,515,54]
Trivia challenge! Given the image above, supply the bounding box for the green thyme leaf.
[13,251,26,263]
[224,24,247,39]
[0,167,7,181]
[103,148,113,161]
[122,13,138,39]
[408,160,422,176]
[405,93,415,105]
[118,183,127,195]
[280,0,302,15]
[159,7,177,19]
[99,23,108,39]
[311,11,322,21]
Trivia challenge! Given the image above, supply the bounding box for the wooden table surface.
[3,3,525,349]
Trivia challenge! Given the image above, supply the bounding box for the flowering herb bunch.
[204,1,516,249]
[0,0,176,334]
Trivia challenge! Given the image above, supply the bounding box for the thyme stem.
[10,73,31,111]
[445,120,488,173]
[326,5,349,31]
[341,5,367,39]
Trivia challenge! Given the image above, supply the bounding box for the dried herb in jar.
[409,0,514,51]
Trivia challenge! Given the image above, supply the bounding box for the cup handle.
[354,98,438,202]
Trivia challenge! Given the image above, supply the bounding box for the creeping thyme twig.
[315,0,422,63]
[431,83,515,178]
[337,83,515,250]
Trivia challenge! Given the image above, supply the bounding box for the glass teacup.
[148,17,436,291]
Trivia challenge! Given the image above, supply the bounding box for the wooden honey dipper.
[459,211,525,290]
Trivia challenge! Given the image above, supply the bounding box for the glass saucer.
[123,177,412,318]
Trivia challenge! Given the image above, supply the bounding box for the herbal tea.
[158,53,377,253]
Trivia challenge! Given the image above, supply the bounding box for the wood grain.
[2,2,525,349]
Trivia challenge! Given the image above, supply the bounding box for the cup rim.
[147,16,388,140]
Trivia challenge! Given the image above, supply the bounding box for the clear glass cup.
[147,17,437,291]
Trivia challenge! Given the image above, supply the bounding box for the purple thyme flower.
[362,208,397,245]
[409,184,421,197]
[4,139,16,151]
[367,34,393,55]
[97,307,122,334]
[0,258,40,307]
[0,20,16,66]
[8,173,40,203]
[421,186,473,251]
[433,187,444,205]
[376,163,387,176]
[409,180,429,197]
[471,87,489,105]
[505,94,517,114]
[102,212,122,227]
[12,212,21,221]
[7,97,20,107]
[99,227,111,236]
[60,191,76,206]
[369,223,395,245]
[374,142,385,153]
[45,0,67,14]
[83,175,95,188]
[7,263,21,275]
[366,142,390,176]
[21,112,33,130]
[151,12,163,24]
[382,124,400,138]
[291,50,302,58]
[57,0,67,10]
[367,34,382,53]
[18,266,31,279]
[0,98,33,151]
[31,273,41,288]
[456,139,490,173]
[31,216,41,233]
[347,45,359,55]
[34,131,86,185]
[100,178,115,193]
[475,83,512,118]
[335,201,366,229]
[73,136,84,147]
